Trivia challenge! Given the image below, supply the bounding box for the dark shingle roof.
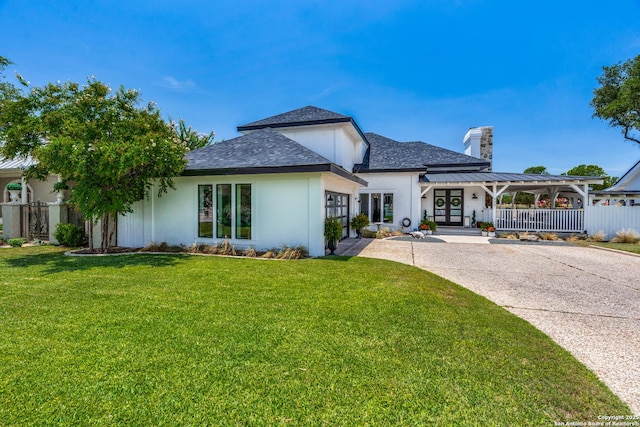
[185,128,333,171]
[355,132,490,172]
[237,106,352,131]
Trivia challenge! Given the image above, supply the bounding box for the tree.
[175,118,215,150]
[523,165,550,175]
[591,54,640,145]
[562,164,617,191]
[0,67,189,252]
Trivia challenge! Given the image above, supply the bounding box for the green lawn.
[0,247,630,425]
[587,242,640,254]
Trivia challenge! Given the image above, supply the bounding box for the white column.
[21,176,28,204]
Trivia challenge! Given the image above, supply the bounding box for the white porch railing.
[495,208,584,232]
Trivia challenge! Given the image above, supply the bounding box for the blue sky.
[1,0,639,177]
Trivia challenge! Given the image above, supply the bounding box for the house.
[0,156,61,206]
[585,159,640,239]
[118,106,602,256]
[590,159,640,206]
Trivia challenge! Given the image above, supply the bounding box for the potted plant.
[471,210,476,227]
[480,222,488,236]
[350,213,370,238]
[324,216,343,255]
[419,222,432,235]
[487,225,496,237]
[6,182,22,203]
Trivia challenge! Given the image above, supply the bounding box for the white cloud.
[161,76,196,90]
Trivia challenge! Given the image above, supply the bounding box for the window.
[216,184,232,238]
[198,183,251,240]
[198,185,213,238]
[325,191,349,238]
[236,184,251,240]
[360,192,393,223]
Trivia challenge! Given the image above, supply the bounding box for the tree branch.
[623,127,640,144]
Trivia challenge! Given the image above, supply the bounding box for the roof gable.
[606,159,640,191]
[356,132,490,172]
[237,106,352,131]
[185,127,334,172]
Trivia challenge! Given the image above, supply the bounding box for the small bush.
[610,228,640,244]
[538,232,559,241]
[53,223,87,247]
[243,247,257,258]
[8,238,26,248]
[588,231,606,242]
[350,214,370,234]
[141,242,182,252]
[360,229,377,238]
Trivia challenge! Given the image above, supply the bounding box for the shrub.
[8,238,26,248]
[360,229,377,238]
[6,182,22,191]
[610,228,640,244]
[538,232,559,241]
[324,217,343,242]
[350,214,370,234]
[588,231,606,242]
[53,223,87,247]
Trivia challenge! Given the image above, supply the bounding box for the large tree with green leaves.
[562,164,617,191]
[591,54,640,145]
[175,118,215,150]
[523,165,550,175]
[0,60,190,252]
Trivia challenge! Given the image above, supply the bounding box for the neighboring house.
[590,159,640,206]
[118,106,602,256]
[586,159,640,240]
[0,156,60,209]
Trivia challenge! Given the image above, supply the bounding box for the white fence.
[496,209,584,232]
[584,205,640,240]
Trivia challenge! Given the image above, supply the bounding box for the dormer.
[237,106,368,171]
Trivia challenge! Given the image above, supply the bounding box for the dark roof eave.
[425,162,491,168]
[356,167,428,173]
[183,163,368,186]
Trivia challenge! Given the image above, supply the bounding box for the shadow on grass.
[1,248,186,275]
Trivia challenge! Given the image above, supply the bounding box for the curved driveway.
[339,238,640,414]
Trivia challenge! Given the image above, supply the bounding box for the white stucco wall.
[118,172,362,257]
[354,172,493,229]
[355,172,421,230]
[278,124,364,171]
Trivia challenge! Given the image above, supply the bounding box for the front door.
[434,189,463,226]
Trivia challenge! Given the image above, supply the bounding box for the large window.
[360,192,393,223]
[236,184,251,240]
[216,184,232,238]
[198,185,213,238]
[198,183,251,239]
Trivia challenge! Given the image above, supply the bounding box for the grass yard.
[586,242,640,255]
[0,247,630,425]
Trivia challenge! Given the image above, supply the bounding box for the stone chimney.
[463,126,493,171]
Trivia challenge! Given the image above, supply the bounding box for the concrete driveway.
[337,238,640,414]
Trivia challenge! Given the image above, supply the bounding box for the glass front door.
[434,189,463,225]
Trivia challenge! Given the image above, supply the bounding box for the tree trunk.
[88,221,94,251]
